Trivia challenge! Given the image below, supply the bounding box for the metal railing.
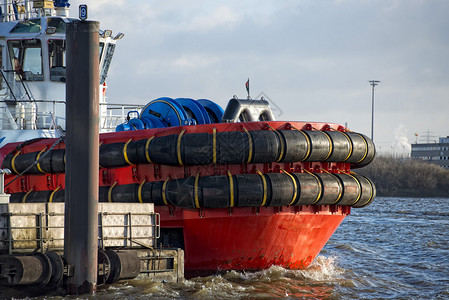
[0,210,160,254]
[98,211,160,251]
[100,103,144,131]
[0,99,144,131]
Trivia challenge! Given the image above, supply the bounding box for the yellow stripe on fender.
[11,150,21,175]
[49,186,60,203]
[227,171,234,207]
[108,182,118,202]
[177,129,186,165]
[346,172,362,205]
[123,139,134,165]
[22,188,33,203]
[302,168,322,205]
[242,127,253,163]
[281,169,298,205]
[212,128,217,164]
[321,131,333,161]
[162,177,170,206]
[144,137,154,163]
[340,131,353,162]
[290,125,311,161]
[355,133,368,163]
[267,125,285,162]
[138,179,146,203]
[256,170,267,206]
[36,147,47,174]
[194,173,200,209]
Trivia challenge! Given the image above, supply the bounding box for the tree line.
[355,156,449,198]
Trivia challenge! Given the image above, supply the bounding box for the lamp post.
[369,80,380,142]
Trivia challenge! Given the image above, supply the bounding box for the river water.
[4,197,449,299]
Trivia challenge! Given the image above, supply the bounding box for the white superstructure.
[0,0,139,146]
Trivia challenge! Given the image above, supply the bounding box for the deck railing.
[0,203,159,254]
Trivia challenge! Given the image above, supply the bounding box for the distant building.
[411,136,449,169]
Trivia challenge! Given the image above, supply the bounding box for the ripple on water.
[3,197,448,300]
[90,256,347,299]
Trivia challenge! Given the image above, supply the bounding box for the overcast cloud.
[71,0,449,155]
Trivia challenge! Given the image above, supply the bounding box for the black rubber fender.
[302,131,332,161]
[344,132,376,168]
[8,172,376,208]
[291,172,321,205]
[351,175,376,207]
[323,131,352,163]
[333,173,362,206]
[313,173,343,205]
[279,130,309,162]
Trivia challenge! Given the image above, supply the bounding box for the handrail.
[0,209,159,254]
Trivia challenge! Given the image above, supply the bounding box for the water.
[4,197,449,299]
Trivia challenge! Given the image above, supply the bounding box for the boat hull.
[157,205,349,276]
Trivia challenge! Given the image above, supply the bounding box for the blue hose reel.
[116,98,224,131]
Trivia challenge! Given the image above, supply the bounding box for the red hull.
[157,205,349,274]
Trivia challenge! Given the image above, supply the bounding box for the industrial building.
[411,137,449,169]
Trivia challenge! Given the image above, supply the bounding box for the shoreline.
[355,156,449,199]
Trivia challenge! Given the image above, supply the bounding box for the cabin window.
[47,18,66,33]
[48,39,66,82]
[8,39,43,81]
[10,19,41,33]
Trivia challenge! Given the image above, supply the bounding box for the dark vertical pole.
[369,80,380,143]
[371,84,374,142]
[64,20,100,295]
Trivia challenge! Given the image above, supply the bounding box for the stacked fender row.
[2,129,375,175]
[0,250,140,287]
[0,252,63,287]
[9,171,375,208]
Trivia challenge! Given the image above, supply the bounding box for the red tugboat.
[0,96,375,277]
[0,0,375,277]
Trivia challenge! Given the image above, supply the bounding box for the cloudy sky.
[70,0,448,155]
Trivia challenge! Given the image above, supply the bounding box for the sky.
[70,0,449,156]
